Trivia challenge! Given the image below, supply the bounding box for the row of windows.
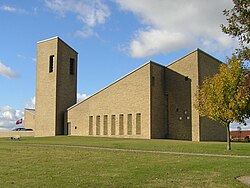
[89,113,141,136]
[49,55,75,75]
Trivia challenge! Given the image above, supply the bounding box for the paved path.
[237,175,250,186]
[29,143,250,159]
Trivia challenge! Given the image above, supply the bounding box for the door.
[67,122,71,136]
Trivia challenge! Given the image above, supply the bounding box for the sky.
[0,0,249,131]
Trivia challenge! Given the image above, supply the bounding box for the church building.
[24,37,226,141]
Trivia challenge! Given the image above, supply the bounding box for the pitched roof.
[68,61,163,111]
[166,48,224,68]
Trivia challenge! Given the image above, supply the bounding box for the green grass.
[0,136,250,187]
[4,136,250,156]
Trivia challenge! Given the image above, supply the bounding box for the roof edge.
[166,48,224,68]
[37,36,59,44]
[197,48,224,64]
[37,36,78,54]
[166,48,198,67]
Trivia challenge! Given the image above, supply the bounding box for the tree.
[195,56,250,150]
[221,0,250,61]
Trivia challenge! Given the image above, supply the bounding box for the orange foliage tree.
[196,56,250,150]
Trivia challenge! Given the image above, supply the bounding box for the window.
[111,115,116,135]
[151,76,155,86]
[136,113,141,135]
[96,116,100,135]
[119,114,124,135]
[127,114,132,135]
[103,115,108,135]
[49,55,54,73]
[89,116,93,135]
[70,58,74,75]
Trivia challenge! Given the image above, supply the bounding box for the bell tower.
[35,37,78,136]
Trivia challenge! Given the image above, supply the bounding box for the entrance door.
[67,123,71,136]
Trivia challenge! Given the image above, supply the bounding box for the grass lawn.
[0,136,249,187]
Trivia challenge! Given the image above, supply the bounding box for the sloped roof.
[166,48,224,68]
[68,61,164,111]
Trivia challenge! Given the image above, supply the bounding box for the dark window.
[119,114,124,135]
[89,116,93,135]
[151,76,155,86]
[49,55,54,73]
[136,113,141,135]
[111,115,116,135]
[70,58,74,75]
[127,114,132,135]
[96,116,100,135]
[103,115,108,135]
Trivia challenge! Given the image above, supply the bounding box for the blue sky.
[0,0,249,131]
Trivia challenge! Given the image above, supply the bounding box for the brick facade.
[24,37,226,141]
[67,63,151,138]
[25,37,77,136]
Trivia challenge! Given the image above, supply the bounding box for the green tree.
[221,0,250,61]
[195,56,250,150]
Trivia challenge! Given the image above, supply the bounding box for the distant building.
[24,37,227,141]
[231,130,250,140]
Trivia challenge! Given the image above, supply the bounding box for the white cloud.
[32,97,36,106]
[1,5,16,12]
[75,27,96,38]
[25,97,36,109]
[0,61,18,79]
[231,119,250,131]
[24,93,88,110]
[45,0,111,37]
[0,5,27,14]
[0,106,24,130]
[77,93,90,103]
[25,93,89,108]
[17,54,36,63]
[115,0,237,58]
[129,29,193,58]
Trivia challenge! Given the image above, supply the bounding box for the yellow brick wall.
[198,51,227,141]
[165,68,192,140]
[35,37,77,136]
[67,63,151,139]
[0,131,34,138]
[167,49,227,141]
[150,63,168,138]
[167,51,200,141]
[35,38,58,136]
[31,37,227,142]
[24,109,35,130]
[56,39,77,135]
